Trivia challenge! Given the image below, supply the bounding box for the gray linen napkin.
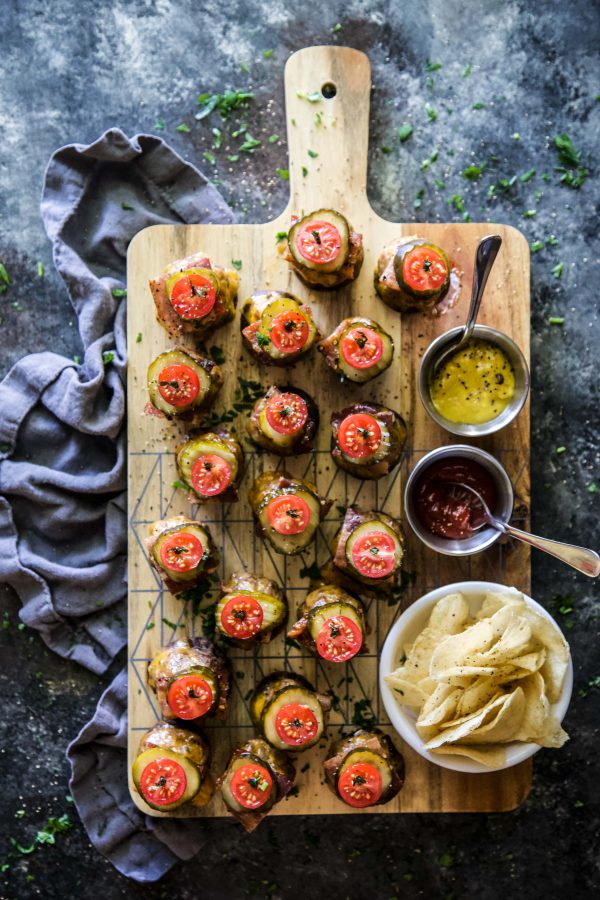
[0,129,235,880]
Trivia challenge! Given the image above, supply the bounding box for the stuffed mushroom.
[331,506,404,587]
[250,671,331,752]
[132,721,212,812]
[284,209,364,289]
[216,737,296,832]
[241,291,320,366]
[148,637,229,723]
[246,384,319,456]
[249,470,332,556]
[375,236,459,313]
[287,584,367,663]
[323,729,405,809]
[318,317,394,384]
[176,428,244,502]
[150,251,237,340]
[216,571,288,647]
[330,403,407,480]
[146,347,222,422]
[145,516,219,597]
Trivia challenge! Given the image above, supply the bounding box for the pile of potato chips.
[385,589,570,767]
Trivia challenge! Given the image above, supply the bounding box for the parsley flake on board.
[296,90,322,103]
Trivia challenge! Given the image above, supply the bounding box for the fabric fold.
[0,128,236,879]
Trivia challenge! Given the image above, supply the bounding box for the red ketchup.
[414,458,497,540]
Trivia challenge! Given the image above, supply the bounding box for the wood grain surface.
[126,46,531,818]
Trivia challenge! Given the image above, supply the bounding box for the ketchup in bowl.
[414,458,497,540]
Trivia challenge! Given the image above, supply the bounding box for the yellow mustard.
[429,339,515,424]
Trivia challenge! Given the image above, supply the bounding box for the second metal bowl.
[404,444,515,556]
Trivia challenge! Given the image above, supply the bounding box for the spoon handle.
[464,234,503,342]
[500,522,600,577]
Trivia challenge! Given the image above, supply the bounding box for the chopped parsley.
[463,164,483,180]
[398,123,413,142]
[302,166,308,177]
[203,150,216,166]
[462,63,472,77]
[522,209,537,218]
[120,201,133,210]
[425,103,437,121]
[553,133,587,188]
[0,262,10,290]
[268,134,279,143]
[556,446,567,455]
[102,350,115,366]
[425,60,442,72]
[231,259,242,271]
[37,261,45,277]
[546,235,559,246]
[299,561,321,580]
[263,49,274,59]
[209,345,225,364]
[530,241,543,253]
[588,483,598,493]
[239,135,261,152]
[135,332,142,343]
[277,168,290,180]
[548,316,564,325]
[212,127,222,149]
[111,287,127,298]
[307,149,318,158]
[331,22,342,32]
[472,101,485,109]
[171,479,188,491]
[352,699,376,728]
[196,90,254,120]
[275,230,288,242]
[296,90,322,103]
[256,332,271,348]
[552,261,564,278]
[175,123,191,133]
[414,187,424,209]
[520,168,536,183]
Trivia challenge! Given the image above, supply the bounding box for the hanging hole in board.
[321,82,337,99]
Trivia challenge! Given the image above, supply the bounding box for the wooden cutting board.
[126,45,531,817]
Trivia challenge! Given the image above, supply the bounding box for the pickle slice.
[288,209,350,274]
[220,753,276,814]
[152,523,212,583]
[337,748,393,796]
[147,349,213,416]
[215,590,287,639]
[261,686,325,751]
[177,436,240,494]
[132,747,200,811]
[345,520,403,581]
[307,601,365,643]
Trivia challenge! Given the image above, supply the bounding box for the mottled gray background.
[1,1,598,897]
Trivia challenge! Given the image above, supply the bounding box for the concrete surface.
[0,1,598,897]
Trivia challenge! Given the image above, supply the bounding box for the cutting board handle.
[284,46,371,214]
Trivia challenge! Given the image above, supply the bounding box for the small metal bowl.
[418,324,530,437]
[404,445,514,556]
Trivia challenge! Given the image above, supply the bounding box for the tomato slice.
[191,454,232,497]
[159,531,204,573]
[267,494,311,535]
[275,702,319,747]
[220,595,264,639]
[295,220,342,265]
[337,762,382,808]
[316,615,363,663]
[340,326,384,369]
[351,531,397,578]
[338,413,382,459]
[157,364,200,408]
[265,392,308,435]
[140,756,187,807]
[167,674,213,719]
[170,272,217,320]
[402,247,448,294]
[230,763,273,810]
[269,311,309,353]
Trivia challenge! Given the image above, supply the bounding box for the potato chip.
[388,589,570,767]
[430,744,507,768]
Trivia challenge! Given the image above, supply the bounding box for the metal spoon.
[432,234,503,378]
[457,482,600,577]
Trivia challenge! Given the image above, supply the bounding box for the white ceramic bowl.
[379,581,573,773]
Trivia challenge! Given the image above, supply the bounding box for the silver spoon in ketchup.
[458,482,600,577]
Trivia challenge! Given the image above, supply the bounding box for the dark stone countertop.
[0,1,598,897]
